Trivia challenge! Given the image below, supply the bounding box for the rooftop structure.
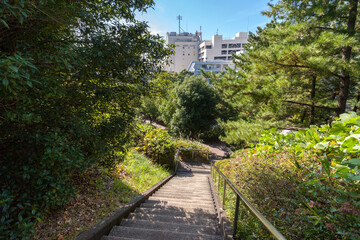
[165,32,202,73]
[199,32,248,62]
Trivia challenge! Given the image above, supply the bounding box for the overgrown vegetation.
[216,112,360,239]
[161,76,220,139]
[0,1,171,238]
[32,150,170,240]
[137,72,222,140]
[134,123,176,167]
[205,0,360,147]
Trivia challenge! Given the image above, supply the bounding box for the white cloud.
[148,24,167,37]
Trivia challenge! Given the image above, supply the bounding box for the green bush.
[134,124,176,168]
[137,96,162,123]
[175,139,209,161]
[0,1,171,238]
[219,118,282,146]
[161,76,220,139]
[216,112,360,239]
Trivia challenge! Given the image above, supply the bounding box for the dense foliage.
[134,124,176,167]
[161,75,220,139]
[32,149,170,239]
[216,112,360,239]
[0,0,170,238]
[215,0,360,146]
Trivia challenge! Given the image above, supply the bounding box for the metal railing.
[211,162,286,240]
[174,148,209,172]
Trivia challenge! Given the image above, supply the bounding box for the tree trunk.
[309,75,316,124]
[301,108,307,123]
[353,92,360,112]
[337,0,358,114]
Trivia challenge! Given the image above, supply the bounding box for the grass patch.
[120,150,172,192]
[31,149,171,240]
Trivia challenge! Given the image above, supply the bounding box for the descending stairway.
[101,161,222,240]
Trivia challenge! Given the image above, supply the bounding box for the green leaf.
[9,66,18,73]
[350,175,360,181]
[314,142,329,150]
[0,19,9,29]
[347,158,360,166]
[340,112,357,122]
[2,78,9,86]
[341,137,358,149]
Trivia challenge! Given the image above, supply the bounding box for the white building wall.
[199,32,248,62]
[165,32,201,73]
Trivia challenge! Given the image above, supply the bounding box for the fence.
[174,148,210,172]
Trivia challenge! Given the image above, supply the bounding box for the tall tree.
[0,1,171,238]
[264,0,360,115]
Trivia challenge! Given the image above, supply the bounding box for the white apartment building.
[165,32,202,73]
[199,32,248,61]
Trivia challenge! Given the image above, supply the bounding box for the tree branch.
[284,100,338,111]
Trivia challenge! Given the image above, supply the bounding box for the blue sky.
[136,0,275,40]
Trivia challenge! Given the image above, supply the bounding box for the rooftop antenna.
[200,26,202,33]
[177,15,182,34]
[216,28,219,35]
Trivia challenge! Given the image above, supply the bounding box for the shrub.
[215,112,360,239]
[137,96,162,123]
[134,124,176,168]
[175,139,209,161]
[0,1,171,238]
[161,76,220,139]
[219,118,283,147]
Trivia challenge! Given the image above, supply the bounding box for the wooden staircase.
[101,161,222,240]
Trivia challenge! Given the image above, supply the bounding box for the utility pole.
[177,15,182,34]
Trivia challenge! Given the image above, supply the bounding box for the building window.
[221,50,227,55]
[228,50,237,54]
[222,44,227,48]
[229,43,241,48]
[242,43,247,47]
[228,56,233,60]
[214,56,227,60]
[206,45,212,49]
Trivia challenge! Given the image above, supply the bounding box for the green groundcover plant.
[216,112,360,239]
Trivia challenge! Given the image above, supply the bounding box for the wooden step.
[134,207,218,219]
[106,226,222,240]
[127,212,219,227]
[119,219,220,235]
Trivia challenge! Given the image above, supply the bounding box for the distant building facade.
[199,32,248,61]
[165,32,202,73]
[187,60,236,75]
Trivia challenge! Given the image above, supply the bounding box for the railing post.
[222,181,227,209]
[218,174,221,192]
[233,195,240,238]
[214,168,216,183]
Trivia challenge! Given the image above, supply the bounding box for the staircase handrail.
[211,162,286,240]
[174,147,209,172]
